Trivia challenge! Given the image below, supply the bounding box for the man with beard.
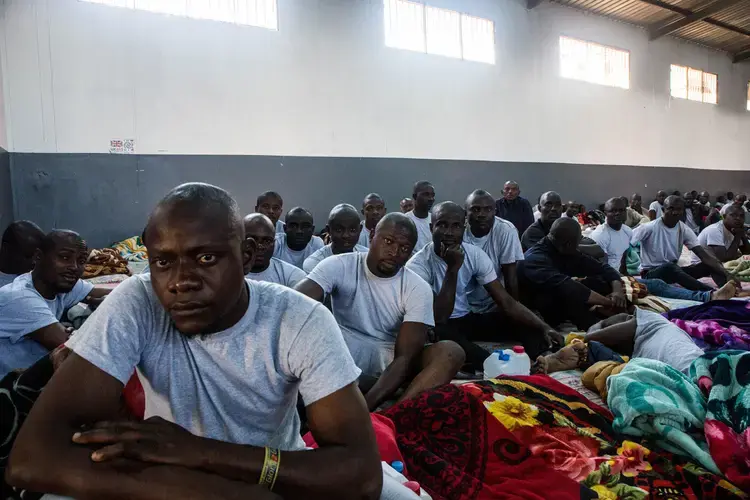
[303,204,368,273]
[255,191,285,234]
[273,207,324,269]
[405,181,435,252]
[464,190,524,300]
[0,221,45,288]
[243,214,305,288]
[0,230,111,377]
[296,213,463,411]
[358,193,386,248]
[407,202,563,371]
[7,183,381,500]
[494,181,534,235]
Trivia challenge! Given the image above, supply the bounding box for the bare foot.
[535,342,588,374]
[711,282,737,301]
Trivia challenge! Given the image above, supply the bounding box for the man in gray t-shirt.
[243,213,306,288]
[273,207,325,269]
[8,183,381,500]
[302,204,368,273]
[0,229,110,377]
[296,213,464,411]
[406,202,564,372]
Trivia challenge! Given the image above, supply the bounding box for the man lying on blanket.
[7,183,382,500]
[0,229,112,378]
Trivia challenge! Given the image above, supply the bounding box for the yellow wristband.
[259,447,281,491]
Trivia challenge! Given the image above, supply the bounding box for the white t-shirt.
[66,276,360,451]
[273,233,325,270]
[246,257,307,288]
[303,243,368,273]
[631,219,699,271]
[633,308,703,374]
[0,273,93,377]
[0,272,17,288]
[275,220,285,234]
[307,252,434,377]
[357,224,372,248]
[589,224,633,271]
[649,201,663,219]
[463,217,524,313]
[683,208,700,234]
[405,211,432,252]
[406,243,497,319]
[691,221,735,265]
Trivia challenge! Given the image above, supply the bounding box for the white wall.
[2,0,750,169]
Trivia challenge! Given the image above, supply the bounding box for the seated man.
[255,190,285,234]
[521,191,605,260]
[0,230,111,377]
[623,196,649,229]
[648,190,667,220]
[464,189,524,300]
[296,213,464,411]
[519,218,627,331]
[692,204,750,264]
[590,198,736,303]
[406,202,562,371]
[303,204,368,273]
[630,193,649,217]
[720,193,748,215]
[585,310,703,375]
[405,181,435,252]
[633,195,736,290]
[243,213,305,288]
[7,183,381,500]
[273,207,325,269]
[0,221,44,288]
[358,193,386,248]
[682,191,702,235]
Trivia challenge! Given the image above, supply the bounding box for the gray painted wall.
[10,153,750,248]
[0,148,12,233]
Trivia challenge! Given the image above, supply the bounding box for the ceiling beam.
[639,0,750,39]
[648,0,744,40]
[527,0,544,9]
[733,47,750,63]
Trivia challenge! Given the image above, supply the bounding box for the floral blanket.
[690,351,750,491]
[382,376,745,499]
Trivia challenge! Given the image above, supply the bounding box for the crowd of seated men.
[0,179,747,499]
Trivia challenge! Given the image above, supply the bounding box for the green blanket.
[607,358,720,474]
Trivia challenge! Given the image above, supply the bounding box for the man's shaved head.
[662,195,685,228]
[412,181,436,214]
[256,190,282,205]
[147,183,243,244]
[362,193,383,206]
[368,212,418,277]
[539,191,563,223]
[465,189,494,207]
[503,181,520,201]
[431,201,465,220]
[286,206,313,222]
[548,218,582,255]
[40,229,86,254]
[375,212,418,245]
[328,203,360,225]
[243,213,274,234]
[0,220,45,275]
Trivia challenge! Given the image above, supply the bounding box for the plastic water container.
[483,346,531,378]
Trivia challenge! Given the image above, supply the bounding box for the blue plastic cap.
[391,461,404,473]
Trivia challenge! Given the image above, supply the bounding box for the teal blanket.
[607,358,720,474]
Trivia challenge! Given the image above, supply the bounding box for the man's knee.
[426,340,466,371]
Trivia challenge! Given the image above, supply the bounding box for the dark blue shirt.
[495,197,534,235]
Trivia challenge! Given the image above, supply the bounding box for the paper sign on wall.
[109,139,135,154]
